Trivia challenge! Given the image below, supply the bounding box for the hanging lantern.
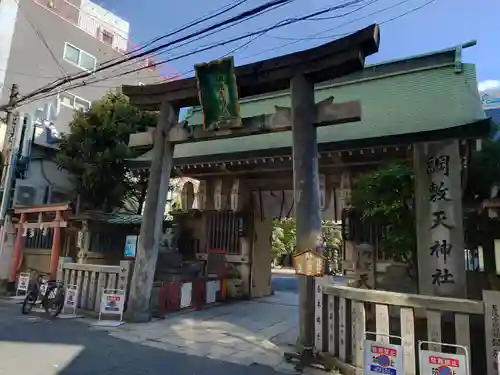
[41,224,48,237]
[28,228,35,238]
[22,227,28,237]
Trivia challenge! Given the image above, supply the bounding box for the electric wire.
[5,0,297,108]
[15,0,69,78]
[15,0,435,108]
[109,0,297,76]
[236,0,436,63]
[104,0,252,66]
[12,0,366,108]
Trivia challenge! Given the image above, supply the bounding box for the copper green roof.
[133,42,489,164]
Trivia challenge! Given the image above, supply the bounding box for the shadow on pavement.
[0,303,285,375]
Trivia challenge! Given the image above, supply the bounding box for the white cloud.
[478,80,500,92]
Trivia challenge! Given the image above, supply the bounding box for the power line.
[268,0,432,41]
[16,0,371,106]
[109,0,295,76]
[104,0,252,66]
[236,0,435,62]
[5,0,297,109]
[16,0,69,78]
[13,0,434,109]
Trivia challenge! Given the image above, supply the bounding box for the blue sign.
[124,235,138,258]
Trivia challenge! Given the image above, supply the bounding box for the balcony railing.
[34,0,128,53]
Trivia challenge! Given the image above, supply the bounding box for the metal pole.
[290,73,323,351]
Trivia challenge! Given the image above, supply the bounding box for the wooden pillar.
[414,140,466,298]
[291,73,322,350]
[125,101,176,322]
[49,210,62,280]
[8,213,25,283]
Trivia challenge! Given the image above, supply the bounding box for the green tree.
[349,162,417,277]
[271,218,296,262]
[56,92,157,212]
[271,218,342,269]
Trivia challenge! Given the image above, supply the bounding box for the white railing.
[33,0,128,54]
[57,258,131,313]
[316,279,500,375]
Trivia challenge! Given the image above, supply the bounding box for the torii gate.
[122,24,380,370]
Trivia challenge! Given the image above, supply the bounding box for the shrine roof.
[130,41,491,166]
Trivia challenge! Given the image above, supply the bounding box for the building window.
[34,108,44,123]
[63,42,96,71]
[59,92,91,111]
[101,29,114,46]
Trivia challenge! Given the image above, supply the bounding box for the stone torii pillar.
[125,101,177,322]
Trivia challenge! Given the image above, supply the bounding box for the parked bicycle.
[21,269,65,318]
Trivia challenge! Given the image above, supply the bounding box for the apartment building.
[0,0,177,207]
[0,0,175,130]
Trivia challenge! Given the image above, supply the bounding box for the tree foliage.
[349,162,417,276]
[56,92,157,212]
[271,218,342,268]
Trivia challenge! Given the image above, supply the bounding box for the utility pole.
[0,84,19,288]
[1,84,19,192]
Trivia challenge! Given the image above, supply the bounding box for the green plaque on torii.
[195,57,241,131]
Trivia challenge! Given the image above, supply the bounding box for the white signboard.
[16,272,30,295]
[63,284,79,315]
[419,350,467,375]
[364,340,403,375]
[99,289,125,322]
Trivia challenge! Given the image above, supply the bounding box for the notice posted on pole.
[419,350,467,375]
[363,340,403,375]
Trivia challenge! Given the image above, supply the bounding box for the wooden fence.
[315,279,500,375]
[57,257,132,313]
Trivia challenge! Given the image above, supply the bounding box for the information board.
[419,350,467,375]
[16,272,30,295]
[363,339,404,375]
[63,284,79,315]
[99,289,125,322]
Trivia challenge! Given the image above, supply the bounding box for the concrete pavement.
[0,292,335,375]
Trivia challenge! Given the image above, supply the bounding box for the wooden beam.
[122,25,379,108]
[15,221,68,229]
[168,99,360,144]
[14,203,71,214]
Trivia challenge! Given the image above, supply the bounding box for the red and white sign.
[419,350,468,375]
[363,340,403,375]
[99,289,125,322]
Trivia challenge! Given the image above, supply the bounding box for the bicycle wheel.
[43,285,65,318]
[21,292,37,315]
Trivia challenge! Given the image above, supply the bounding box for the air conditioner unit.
[13,183,40,207]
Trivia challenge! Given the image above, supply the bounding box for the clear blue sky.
[100,0,495,84]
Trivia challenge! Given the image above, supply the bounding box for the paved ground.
[271,271,299,293]
[0,292,325,375]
